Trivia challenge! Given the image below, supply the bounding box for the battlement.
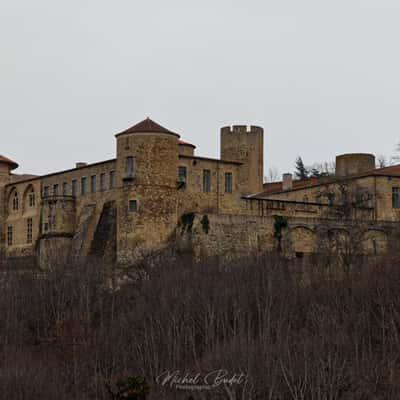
[221,125,263,135]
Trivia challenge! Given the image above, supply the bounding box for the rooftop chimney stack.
[76,162,87,168]
[282,173,293,191]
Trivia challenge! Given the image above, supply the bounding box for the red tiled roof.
[258,163,400,197]
[371,164,400,176]
[178,140,196,148]
[115,117,179,137]
[0,155,18,170]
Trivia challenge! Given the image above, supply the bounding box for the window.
[91,175,97,193]
[178,166,187,182]
[303,195,309,203]
[129,200,138,212]
[53,184,59,196]
[43,186,49,198]
[393,187,400,209]
[62,182,68,196]
[203,170,211,192]
[28,188,35,207]
[7,226,12,246]
[327,192,335,206]
[27,218,33,244]
[126,156,134,177]
[315,194,322,204]
[225,172,233,193]
[72,180,77,197]
[100,173,106,192]
[12,192,19,211]
[81,177,87,195]
[110,171,115,189]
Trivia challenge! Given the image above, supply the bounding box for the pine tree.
[294,157,309,179]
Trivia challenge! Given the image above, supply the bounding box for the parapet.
[221,125,264,135]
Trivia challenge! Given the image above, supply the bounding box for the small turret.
[178,140,196,156]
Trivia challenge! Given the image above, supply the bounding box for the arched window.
[28,187,35,207]
[12,192,19,211]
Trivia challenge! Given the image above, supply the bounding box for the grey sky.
[1,0,400,178]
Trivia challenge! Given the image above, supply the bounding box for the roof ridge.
[116,117,180,137]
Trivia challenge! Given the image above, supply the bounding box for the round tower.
[220,125,264,195]
[335,153,375,177]
[178,140,196,156]
[38,196,76,269]
[115,118,180,264]
[0,155,18,185]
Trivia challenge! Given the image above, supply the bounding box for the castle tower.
[220,125,264,195]
[0,156,18,262]
[0,155,18,186]
[115,118,180,264]
[38,196,76,269]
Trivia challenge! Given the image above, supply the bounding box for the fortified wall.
[1,117,400,269]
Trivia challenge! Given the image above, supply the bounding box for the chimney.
[76,162,87,168]
[282,173,293,191]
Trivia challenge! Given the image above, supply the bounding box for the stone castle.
[2,117,400,268]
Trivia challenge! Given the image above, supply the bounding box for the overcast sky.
[1,0,400,178]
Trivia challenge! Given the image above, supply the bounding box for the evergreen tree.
[294,157,309,179]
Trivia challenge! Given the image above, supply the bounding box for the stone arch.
[326,228,351,254]
[362,229,388,255]
[290,226,316,254]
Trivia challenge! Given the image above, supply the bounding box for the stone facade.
[1,117,400,268]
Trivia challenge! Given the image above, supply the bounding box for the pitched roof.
[115,117,179,137]
[0,155,18,170]
[178,140,196,148]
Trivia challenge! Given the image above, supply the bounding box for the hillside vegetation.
[0,255,399,399]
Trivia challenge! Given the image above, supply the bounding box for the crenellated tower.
[220,125,264,195]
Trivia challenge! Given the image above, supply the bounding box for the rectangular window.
[27,218,33,244]
[126,156,134,177]
[53,184,59,196]
[81,177,87,195]
[72,180,77,197]
[7,226,12,246]
[62,182,68,196]
[129,200,138,212]
[91,175,96,193]
[178,166,187,181]
[203,169,211,193]
[225,172,233,193]
[110,171,115,189]
[43,186,49,197]
[100,173,106,192]
[393,187,400,208]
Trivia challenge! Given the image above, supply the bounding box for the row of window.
[178,167,233,193]
[43,171,116,198]
[7,218,33,247]
[11,188,35,212]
